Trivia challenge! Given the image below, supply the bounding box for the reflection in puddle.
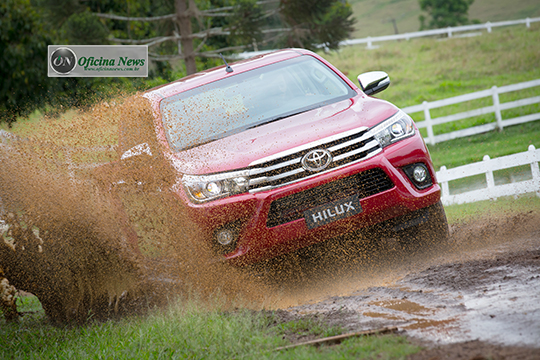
[368,299,434,315]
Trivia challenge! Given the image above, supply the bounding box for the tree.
[418,0,474,30]
[61,11,109,45]
[0,0,52,125]
[279,0,355,50]
[94,0,355,75]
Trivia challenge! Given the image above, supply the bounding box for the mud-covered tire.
[395,200,449,253]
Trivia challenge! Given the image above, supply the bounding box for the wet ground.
[255,211,540,357]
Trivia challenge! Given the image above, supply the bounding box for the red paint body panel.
[175,132,440,265]
[124,48,443,265]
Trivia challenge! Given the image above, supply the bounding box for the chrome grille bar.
[246,125,382,193]
[249,157,301,176]
[331,139,380,162]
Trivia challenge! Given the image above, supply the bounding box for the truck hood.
[168,95,399,175]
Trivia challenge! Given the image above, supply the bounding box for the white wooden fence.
[236,17,540,58]
[402,79,540,146]
[436,145,540,206]
[340,17,540,49]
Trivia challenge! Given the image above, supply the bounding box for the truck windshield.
[160,55,356,151]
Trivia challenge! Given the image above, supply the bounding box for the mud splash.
[0,96,268,323]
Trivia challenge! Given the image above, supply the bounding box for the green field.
[5,23,539,171]
[3,25,539,171]
[349,0,540,38]
[325,24,540,108]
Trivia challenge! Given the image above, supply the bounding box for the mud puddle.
[270,213,540,349]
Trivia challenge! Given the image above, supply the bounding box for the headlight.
[366,111,415,148]
[182,170,250,202]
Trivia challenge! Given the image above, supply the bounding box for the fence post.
[526,17,531,28]
[484,155,496,200]
[530,145,540,197]
[367,37,373,49]
[491,86,503,131]
[447,27,452,37]
[423,101,435,145]
[486,21,492,33]
[439,166,450,204]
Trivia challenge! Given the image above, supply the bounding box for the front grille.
[266,168,394,228]
[247,126,382,193]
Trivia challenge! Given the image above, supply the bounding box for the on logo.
[50,47,77,75]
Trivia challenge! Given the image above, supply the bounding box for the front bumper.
[176,133,440,265]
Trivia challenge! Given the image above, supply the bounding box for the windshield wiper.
[246,109,312,130]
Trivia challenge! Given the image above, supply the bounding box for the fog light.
[403,163,433,190]
[216,228,234,246]
[413,165,427,183]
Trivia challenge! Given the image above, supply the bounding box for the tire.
[393,200,449,253]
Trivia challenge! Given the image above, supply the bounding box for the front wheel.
[394,200,449,253]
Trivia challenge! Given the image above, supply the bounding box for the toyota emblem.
[301,149,333,172]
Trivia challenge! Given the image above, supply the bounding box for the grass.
[0,103,120,147]
[274,317,343,339]
[319,24,540,170]
[348,0,540,39]
[324,24,540,108]
[3,198,539,360]
[427,119,540,169]
[1,296,420,359]
[444,193,540,223]
[2,25,539,171]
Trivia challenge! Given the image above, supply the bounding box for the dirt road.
[257,210,540,357]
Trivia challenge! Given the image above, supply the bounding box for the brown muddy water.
[0,97,270,322]
[1,98,540,350]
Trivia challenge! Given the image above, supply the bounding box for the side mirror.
[357,71,390,96]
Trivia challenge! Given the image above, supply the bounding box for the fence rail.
[436,145,540,206]
[402,79,540,145]
[236,17,540,59]
[341,17,540,49]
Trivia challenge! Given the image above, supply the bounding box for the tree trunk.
[175,0,197,75]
